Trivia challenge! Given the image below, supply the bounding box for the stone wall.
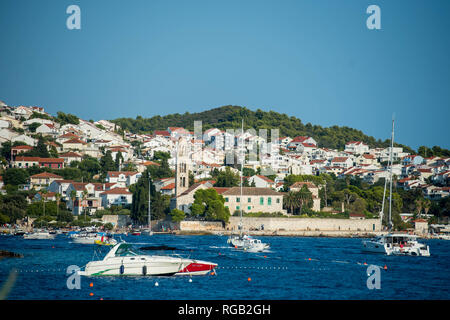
[227,217,381,232]
[180,220,224,231]
[178,217,381,233]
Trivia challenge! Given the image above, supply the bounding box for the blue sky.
[0,0,449,150]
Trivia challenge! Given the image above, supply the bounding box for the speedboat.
[70,231,115,245]
[23,230,56,239]
[78,242,217,276]
[362,233,430,256]
[228,234,270,252]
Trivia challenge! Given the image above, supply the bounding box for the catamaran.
[78,242,217,276]
[362,118,430,256]
[227,119,270,252]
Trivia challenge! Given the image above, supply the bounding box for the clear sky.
[0,0,449,150]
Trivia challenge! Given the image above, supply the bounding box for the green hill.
[111,105,414,152]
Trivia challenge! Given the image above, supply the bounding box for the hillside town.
[0,102,449,237]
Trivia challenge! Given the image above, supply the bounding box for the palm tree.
[41,189,48,217]
[82,189,88,221]
[415,198,424,218]
[297,186,313,215]
[70,190,77,214]
[55,193,61,221]
[283,191,298,214]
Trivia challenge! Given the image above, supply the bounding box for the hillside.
[111,105,415,152]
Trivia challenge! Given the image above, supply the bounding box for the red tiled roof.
[161,183,175,190]
[100,188,131,195]
[11,145,33,150]
[332,157,349,162]
[107,171,139,177]
[15,156,40,162]
[63,138,86,144]
[255,175,274,183]
[60,152,82,158]
[30,172,63,179]
[39,158,64,163]
[154,130,170,136]
[213,187,230,194]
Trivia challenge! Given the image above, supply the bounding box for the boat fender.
[120,264,124,275]
[142,265,147,276]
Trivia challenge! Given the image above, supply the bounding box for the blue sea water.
[0,234,449,300]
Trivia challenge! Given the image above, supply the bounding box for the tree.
[169,209,185,223]
[213,167,240,188]
[191,189,230,223]
[148,158,173,179]
[115,151,124,170]
[70,190,77,213]
[283,191,298,214]
[82,189,88,221]
[35,136,51,158]
[56,111,79,126]
[297,185,313,215]
[28,122,41,133]
[99,151,116,176]
[3,168,29,186]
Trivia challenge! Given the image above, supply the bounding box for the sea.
[0,234,449,300]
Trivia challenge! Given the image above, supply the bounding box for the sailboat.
[362,118,430,256]
[142,174,154,236]
[227,119,270,252]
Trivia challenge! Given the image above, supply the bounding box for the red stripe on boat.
[179,263,213,273]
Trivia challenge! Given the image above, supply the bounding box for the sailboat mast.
[239,118,244,237]
[380,145,391,228]
[388,118,395,231]
[148,172,151,229]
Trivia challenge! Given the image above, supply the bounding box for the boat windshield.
[115,244,139,257]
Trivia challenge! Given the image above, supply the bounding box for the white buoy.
[189,278,192,283]
[155,282,159,286]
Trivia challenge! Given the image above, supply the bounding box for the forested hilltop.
[111,105,416,152]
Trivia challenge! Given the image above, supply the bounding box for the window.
[236,197,240,203]
[260,197,264,205]
[236,206,240,210]
[268,197,272,205]
[247,206,251,210]
[225,197,229,202]
[276,198,280,204]
[248,197,251,203]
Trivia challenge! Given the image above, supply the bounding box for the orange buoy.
[210,271,215,275]
[363,262,367,265]
[89,293,94,296]
[264,255,267,258]
[89,282,93,287]
[308,258,311,261]
[235,245,237,249]
[247,277,251,282]
[384,265,388,270]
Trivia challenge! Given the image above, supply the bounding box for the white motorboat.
[363,233,430,256]
[78,242,217,276]
[361,118,430,257]
[70,232,116,245]
[23,230,55,239]
[228,235,270,252]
